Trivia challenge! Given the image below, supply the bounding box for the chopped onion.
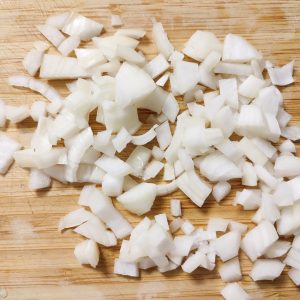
[152,21,174,59]
[183,31,222,61]
[220,283,251,300]
[117,45,145,65]
[214,231,241,262]
[46,12,70,29]
[114,258,139,277]
[36,24,65,47]
[250,259,285,281]
[264,240,291,258]
[115,28,146,39]
[288,268,300,286]
[176,171,212,207]
[156,180,178,196]
[143,160,164,180]
[102,173,124,197]
[274,155,300,177]
[219,78,238,109]
[207,218,229,232]
[144,54,169,79]
[152,145,165,161]
[117,182,156,215]
[29,168,51,190]
[95,155,132,177]
[111,15,123,27]
[181,250,211,273]
[181,220,195,235]
[162,93,179,123]
[154,213,169,231]
[58,208,93,231]
[170,199,181,217]
[219,257,242,282]
[74,239,100,268]
[156,72,170,87]
[112,127,131,152]
[241,220,278,261]
[30,101,47,122]
[155,121,172,150]
[126,146,151,177]
[131,125,158,145]
[222,33,262,62]
[23,48,44,76]
[6,105,30,123]
[212,181,231,202]
[0,134,22,174]
[58,35,81,56]
[62,12,103,41]
[267,60,294,86]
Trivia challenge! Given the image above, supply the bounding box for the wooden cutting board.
[0,0,299,299]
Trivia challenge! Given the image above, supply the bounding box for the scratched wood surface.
[0,0,300,299]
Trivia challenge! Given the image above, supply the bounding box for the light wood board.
[0,0,300,299]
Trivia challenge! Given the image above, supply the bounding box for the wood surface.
[0,0,300,299]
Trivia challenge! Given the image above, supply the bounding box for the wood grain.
[0,0,300,299]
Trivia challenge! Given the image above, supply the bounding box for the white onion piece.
[288,268,300,286]
[143,160,164,180]
[163,163,175,181]
[181,220,195,235]
[169,218,183,233]
[117,183,156,215]
[170,235,194,257]
[58,208,93,231]
[207,218,229,232]
[152,145,165,161]
[30,101,46,122]
[219,78,238,109]
[58,35,80,56]
[183,31,222,61]
[267,60,294,86]
[40,54,93,79]
[251,137,277,159]
[219,257,242,283]
[95,155,132,177]
[279,139,296,153]
[74,217,117,247]
[238,75,266,99]
[220,283,250,300]
[23,48,44,76]
[284,248,300,269]
[29,168,51,190]
[111,15,123,27]
[276,200,300,235]
[170,199,181,217]
[293,235,300,250]
[162,93,180,123]
[126,146,151,177]
[9,76,63,114]
[131,125,158,145]
[265,240,291,258]
[0,134,21,174]
[281,125,300,141]
[93,130,116,157]
[181,251,211,273]
[33,40,50,52]
[234,189,261,210]
[112,128,131,152]
[212,181,231,202]
[154,213,169,231]
[156,72,170,87]
[36,24,65,47]
[204,94,225,121]
[0,99,6,127]
[77,164,104,184]
[223,33,262,62]
[74,239,100,268]
[250,259,285,281]
[254,165,278,190]
[242,161,258,187]
[114,258,139,277]
[238,137,268,166]
[75,48,106,71]
[241,220,278,261]
[156,180,178,196]
[46,12,70,29]
[102,100,141,134]
[115,62,156,107]
[199,152,242,182]
[62,12,103,41]
[272,181,295,207]
[229,221,248,234]
[214,62,252,76]
[152,21,174,59]
[274,155,300,177]
[155,121,172,151]
[115,28,146,39]
[277,107,291,128]
[102,174,124,197]
[216,140,243,164]
[117,45,145,65]
[87,188,132,239]
[176,171,212,207]
[5,105,30,124]
[214,231,241,262]
[144,54,169,79]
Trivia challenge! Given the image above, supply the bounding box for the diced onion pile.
[2,11,300,298]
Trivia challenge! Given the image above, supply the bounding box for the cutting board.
[0,0,299,299]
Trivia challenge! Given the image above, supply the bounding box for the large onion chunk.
[74,239,100,268]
